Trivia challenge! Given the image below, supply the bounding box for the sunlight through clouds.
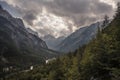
[33,7,76,37]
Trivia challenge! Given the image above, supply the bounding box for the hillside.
[57,22,102,52]
[0,5,58,76]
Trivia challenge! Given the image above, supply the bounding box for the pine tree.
[102,15,109,28]
[115,2,120,19]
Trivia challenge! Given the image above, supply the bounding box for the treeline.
[6,2,120,80]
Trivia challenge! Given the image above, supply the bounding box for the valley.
[0,1,120,80]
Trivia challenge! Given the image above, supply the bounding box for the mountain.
[26,28,39,36]
[42,34,65,50]
[0,5,57,69]
[6,6,120,80]
[57,22,103,52]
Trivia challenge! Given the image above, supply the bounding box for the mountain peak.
[0,5,3,10]
[0,5,13,19]
[43,34,55,40]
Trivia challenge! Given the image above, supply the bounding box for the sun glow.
[33,7,76,37]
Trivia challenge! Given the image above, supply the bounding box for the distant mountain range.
[56,22,103,52]
[42,21,103,53]
[42,34,65,50]
[0,5,57,68]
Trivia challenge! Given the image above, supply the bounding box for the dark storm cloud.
[91,1,113,14]
[23,11,38,26]
[0,0,44,25]
[53,0,91,14]
[1,0,114,27]
[0,0,116,37]
[45,0,114,26]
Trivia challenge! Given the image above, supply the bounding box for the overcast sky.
[0,0,118,38]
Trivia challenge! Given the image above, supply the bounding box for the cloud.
[0,0,116,37]
[23,11,38,26]
[46,0,114,26]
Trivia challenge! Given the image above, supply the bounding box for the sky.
[0,0,118,38]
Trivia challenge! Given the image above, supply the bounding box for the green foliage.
[115,2,120,19]
[80,10,120,80]
[102,15,109,27]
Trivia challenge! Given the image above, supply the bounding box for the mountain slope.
[58,22,102,52]
[0,6,57,69]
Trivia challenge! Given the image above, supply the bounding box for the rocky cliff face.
[0,6,57,68]
[0,6,48,52]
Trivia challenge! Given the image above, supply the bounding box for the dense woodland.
[3,2,120,80]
